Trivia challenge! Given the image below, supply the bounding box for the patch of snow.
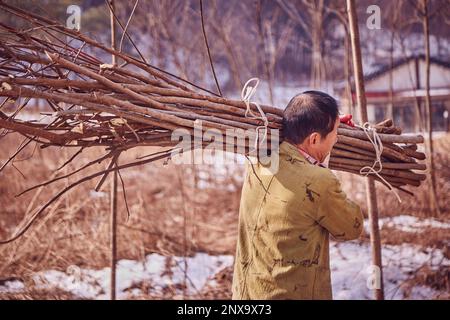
[7,112,53,124]
[331,241,448,300]
[89,190,107,199]
[0,280,25,293]
[364,215,450,234]
[1,242,447,300]
[30,253,234,300]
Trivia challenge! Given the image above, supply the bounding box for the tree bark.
[109,0,118,301]
[347,0,384,300]
[421,0,441,216]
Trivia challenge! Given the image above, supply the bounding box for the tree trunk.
[347,0,384,300]
[108,0,118,301]
[256,0,274,105]
[421,0,441,216]
[387,30,394,121]
[306,0,326,89]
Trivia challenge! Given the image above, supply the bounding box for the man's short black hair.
[282,90,339,144]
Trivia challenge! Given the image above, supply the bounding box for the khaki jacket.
[232,141,363,300]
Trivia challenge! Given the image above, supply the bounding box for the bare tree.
[417,0,441,216]
[275,0,331,89]
[347,0,384,300]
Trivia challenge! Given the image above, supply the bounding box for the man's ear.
[310,132,319,145]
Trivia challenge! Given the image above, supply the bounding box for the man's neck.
[297,144,320,162]
[296,145,324,167]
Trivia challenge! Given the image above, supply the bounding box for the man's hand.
[340,114,355,127]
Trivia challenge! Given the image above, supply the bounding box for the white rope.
[359,122,402,203]
[241,78,269,152]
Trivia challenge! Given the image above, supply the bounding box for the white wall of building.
[365,59,450,92]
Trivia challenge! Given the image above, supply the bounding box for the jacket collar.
[279,141,307,163]
[279,141,325,167]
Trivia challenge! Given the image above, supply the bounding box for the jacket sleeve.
[316,173,364,241]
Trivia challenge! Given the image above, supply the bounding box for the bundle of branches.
[332,119,426,194]
[0,1,426,206]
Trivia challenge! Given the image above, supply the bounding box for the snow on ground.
[1,215,448,299]
[10,112,53,124]
[378,215,450,234]
[26,253,234,300]
[330,242,448,300]
[0,279,25,293]
[364,215,450,235]
[1,242,448,300]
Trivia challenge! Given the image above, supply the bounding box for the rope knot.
[359,122,402,203]
[241,78,269,152]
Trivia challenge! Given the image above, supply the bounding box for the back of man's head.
[282,91,339,145]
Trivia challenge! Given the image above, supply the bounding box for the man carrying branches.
[232,91,363,300]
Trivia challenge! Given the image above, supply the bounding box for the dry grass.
[0,132,449,299]
[0,133,242,296]
[0,287,82,300]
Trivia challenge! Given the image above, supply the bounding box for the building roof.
[365,54,450,82]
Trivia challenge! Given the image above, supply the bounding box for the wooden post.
[108,0,118,301]
[110,161,118,300]
[109,0,117,66]
[346,0,384,300]
[421,0,440,216]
